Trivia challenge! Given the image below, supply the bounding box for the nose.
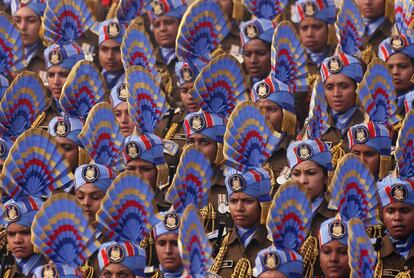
[329,251,339,262]
[235,201,244,211]
[81,197,91,208]
[332,86,341,97]
[14,233,24,244]
[393,211,403,222]
[165,242,173,254]
[306,27,313,37]
[299,174,308,185]
[390,66,399,76]
[159,21,168,31]
[120,111,130,124]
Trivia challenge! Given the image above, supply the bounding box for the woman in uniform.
[11,0,46,76]
[378,0,414,116]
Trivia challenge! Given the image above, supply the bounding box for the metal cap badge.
[327,56,343,74]
[296,143,313,160]
[303,1,317,17]
[126,141,141,159]
[328,220,346,239]
[107,21,121,38]
[257,82,270,99]
[353,126,369,144]
[163,212,180,230]
[229,174,246,192]
[117,83,128,101]
[189,115,206,132]
[54,119,70,137]
[390,35,405,51]
[49,48,63,66]
[244,24,259,39]
[390,184,408,202]
[107,245,125,263]
[82,164,100,183]
[6,204,20,222]
[263,252,280,270]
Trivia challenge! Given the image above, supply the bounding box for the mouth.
[12,247,26,253]
[186,103,199,111]
[392,225,406,231]
[327,265,342,272]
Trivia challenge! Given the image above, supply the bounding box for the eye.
[126,166,136,171]
[229,199,237,205]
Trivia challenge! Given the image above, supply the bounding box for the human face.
[152,16,180,48]
[126,159,157,189]
[155,233,183,272]
[291,160,326,200]
[229,192,261,228]
[320,240,350,278]
[99,40,123,73]
[75,183,105,223]
[217,0,233,19]
[180,83,199,112]
[47,66,70,99]
[113,102,135,137]
[259,271,287,278]
[324,73,357,113]
[387,53,414,93]
[7,223,34,259]
[186,133,218,164]
[383,202,414,240]
[243,40,271,79]
[101,263,136,278]
[55,136,79,172]
[356,0,385,19]
[13,7,41,47]
[256,99,283,132]
[351,144,380,177]
[298,17,328,53]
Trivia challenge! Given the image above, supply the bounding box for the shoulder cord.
[209,233,230,274]
[231,258,253,278]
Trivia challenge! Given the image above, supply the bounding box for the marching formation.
[0,0,413,277]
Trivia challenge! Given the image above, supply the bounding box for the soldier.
[239,0,287,87]
[155,61,200,181]
[209,101,278,277]
[31,193,99,278]
[286,138,336,277]
[74,103,124,223]
[48,116,83,173]
[147,0,187,108]
[97,18,126,90]
[110,78,135,137]
[347,58,400,180]
[377,111,414,276]
[0,129,73,277]
[291,0,337,72]
[151,211,184,277]
[253,182,312,278]
[39,0,95,128]
[95,172,158,278]
[182,54,249,234]
[123,66,171,211]
[356,0,393,51]
[10,0,46,78]
[378,0,414,116]
[251,21,309,181]
[319,153,379,278]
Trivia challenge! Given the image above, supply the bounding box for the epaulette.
[162,107,182,119]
